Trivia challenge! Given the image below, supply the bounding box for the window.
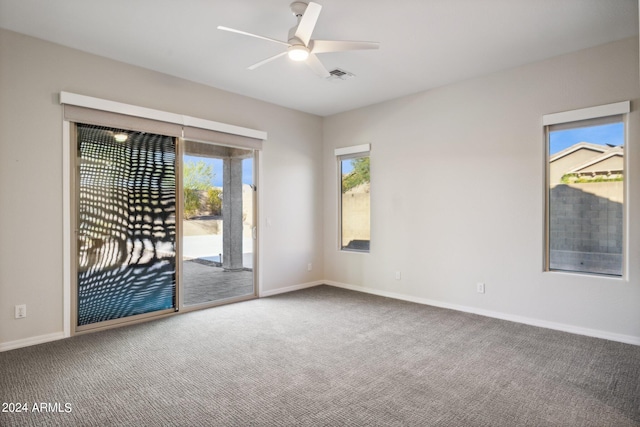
[336,144,371,252]
[544,102,629,276]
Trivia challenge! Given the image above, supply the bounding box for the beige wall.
[323,37,640,342]
[0,29,324,346]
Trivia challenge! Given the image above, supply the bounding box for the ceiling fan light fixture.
[288,45,309,61]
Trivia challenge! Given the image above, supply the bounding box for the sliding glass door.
[73,124,258,330]
[181,140,256,307]
[75,124,176,329]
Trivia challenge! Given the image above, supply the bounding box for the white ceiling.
[0,0,637,116]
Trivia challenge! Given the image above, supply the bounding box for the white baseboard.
[260,280,324,297]
[0,332,66,352]
[325,281,640,346]
[5,280,638,351]
[1,281,323,352]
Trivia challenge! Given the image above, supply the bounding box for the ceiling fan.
[217,1,379,78]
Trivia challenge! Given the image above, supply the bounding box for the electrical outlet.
[395,271,401,280]
[307,263,312,272]
[476,283,485,294]
[15,304,26,319]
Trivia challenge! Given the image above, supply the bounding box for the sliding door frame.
[177,140,259,313]
[61,92,266,337]
[176,138,184,311]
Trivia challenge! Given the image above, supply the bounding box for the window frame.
[336,144,371,253]
[543,101,630,278]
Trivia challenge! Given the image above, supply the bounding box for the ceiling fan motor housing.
[287,29,304,45]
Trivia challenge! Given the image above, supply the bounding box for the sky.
[183,155,253,186]
[549,122,624,155]
[341,159,355,175]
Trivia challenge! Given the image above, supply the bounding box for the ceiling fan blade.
[217,26,291,47]
[305,53,330,78]
[311,40,380,54]
[247,51,288,70]
[294,2,322,46]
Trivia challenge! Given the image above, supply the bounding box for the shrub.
[184,188,200,219]
[206,187,222,216]
[561,173,623,184]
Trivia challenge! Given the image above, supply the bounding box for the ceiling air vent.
[327,68,355,82]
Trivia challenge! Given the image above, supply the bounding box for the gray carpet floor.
[1,285,639,426]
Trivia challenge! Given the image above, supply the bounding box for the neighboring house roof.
[549,142,624,184]
[549,142,608,163]
[568,148,623,174]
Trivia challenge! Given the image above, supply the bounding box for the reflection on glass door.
[76,124,176,328]
[182,140,255,306]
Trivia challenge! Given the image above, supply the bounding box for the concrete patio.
[182,234,254,306]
